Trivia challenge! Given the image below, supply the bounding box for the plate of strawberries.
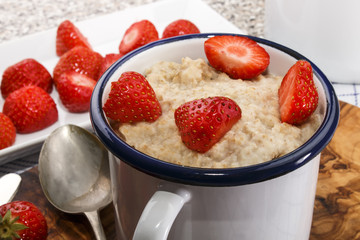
[0,0,245,164]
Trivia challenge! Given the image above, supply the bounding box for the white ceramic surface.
[91,34,339,240]
[264,0,360,84]
[0,0,244,165]
[111,155,320,240]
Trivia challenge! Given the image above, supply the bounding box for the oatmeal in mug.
[111,57,321,168]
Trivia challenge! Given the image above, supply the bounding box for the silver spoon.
[0,173,21,205]
[38,124,111,240]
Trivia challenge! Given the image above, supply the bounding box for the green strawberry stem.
[0,210,28,240]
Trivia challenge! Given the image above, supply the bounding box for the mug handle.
[133,190,190,240]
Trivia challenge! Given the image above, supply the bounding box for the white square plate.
[0,0,245,164]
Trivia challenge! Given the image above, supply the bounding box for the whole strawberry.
[53,46,104,86]
[1,58,53,99]
[57,71,96,113]
[174,96,242,153]
[162,19,200,39]
[0,112,16,150]
[103,71,162,123]
[278,60,319,125]
[3,86,58,133]
[204,35,270,79]
[56,19,92,56]
[0,201,48,240]
[119,20,159,55]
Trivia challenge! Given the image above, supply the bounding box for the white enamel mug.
[264,0,360,83]
[90,33,339,240]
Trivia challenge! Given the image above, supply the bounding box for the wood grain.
[310,101,360,239]
[12,101,360,239]
[13,168,116,240]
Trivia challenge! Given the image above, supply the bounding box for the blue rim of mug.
[90,33,339,187]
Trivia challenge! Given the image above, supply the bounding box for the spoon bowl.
[38,124,111,240]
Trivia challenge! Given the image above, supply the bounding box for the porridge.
[114,57,322,168]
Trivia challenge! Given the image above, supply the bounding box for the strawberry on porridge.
[103,36,321,168]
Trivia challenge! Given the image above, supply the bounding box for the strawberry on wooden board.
[53,46,103,86]
[0,201,48,240]
[204,35,270,80]
[278,60,319,125]
[162,19,200,39]
[56,19,92,56]
[1,58,53,99]
[174,96,242,153]
[97,53,123,80]
[57,71,97,113]
[3,86,58,134]
[118,20,159,55]
[0,112,16,150]
[103,71,162,123]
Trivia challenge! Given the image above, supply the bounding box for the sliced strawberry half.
[103,71,162,123]
[1,58,53,99]
[162,19,200,39]
[57,71,97,113]
[204,35,270,80]
[278,60,319,125]
[118,20,159,55]
[53,46,103,86]
[56,19,92,56]
[97,53,123,80]
[174,96,242,153]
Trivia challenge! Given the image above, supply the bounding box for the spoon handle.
[84,210,106,240]
[0,173,21,205]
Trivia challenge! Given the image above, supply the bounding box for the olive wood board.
[11,101,360,239]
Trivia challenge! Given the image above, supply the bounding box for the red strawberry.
[278,60,319,125]
[118,20,159,55]
[174,96,242,153]
[0,112,16,150]
[162,19,200,39]
[204,35,270,80]
[1,58,53,99]
[0,201,48,240]
[53,46,103,86]
[97,53,123,80]
[56,19,92,56]
[103,71,162,123]
[3,86,58,133]
[57,71,96,113]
